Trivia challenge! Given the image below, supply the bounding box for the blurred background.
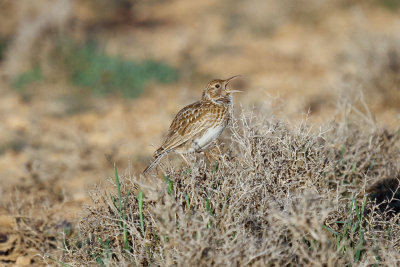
[0,0,399,224]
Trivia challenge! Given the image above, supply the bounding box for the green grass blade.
[354,196,367,262]
[114,163,123,213]
[340,146,345,159]
[113,163,131,252]
[183,168,192,175]
[138,190,145,238]
[205,198,213,216]
[110,194,119,212]
[323,225,338,236]
[360,195,367,220]
[104,238,112,259]
[163,175,173,195]
[96,257,106,267]
[355,229,364,262]
[213,162,219,173]
[123,191,131,251]
[385,227,391,241]
[185,193,190,209]
[351,221,360,235]
[353,198,359,219]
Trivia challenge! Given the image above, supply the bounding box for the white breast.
[190,125,226,152]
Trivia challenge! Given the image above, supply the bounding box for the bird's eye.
[215,84,220,89]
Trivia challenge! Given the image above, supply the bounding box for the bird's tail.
[142,149,168,176]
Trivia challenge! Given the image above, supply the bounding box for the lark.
[142,76,241,175]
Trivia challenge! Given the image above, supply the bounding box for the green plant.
[111,163,131,252]
[92,237,112,266]
[12,67,43,90]
[205,198,214,217]
[375,0,400,10]
[184,192,191,210]
[323,195,368,262]
[62,42,178,97]
[137,189,145,238]
[164,175,174,195]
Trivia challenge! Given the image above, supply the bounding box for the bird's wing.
[155,101,223,156]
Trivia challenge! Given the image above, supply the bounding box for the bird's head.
[202,75,242,102]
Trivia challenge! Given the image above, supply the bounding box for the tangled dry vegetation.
[0,173,73,265]
[59,101,400,266]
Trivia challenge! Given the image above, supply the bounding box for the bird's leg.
[178,153,191,165]
[204,150,221,171]
[178,153,195,174]
[204,141,222,170]
[157,161,167,174]
[203,151,214,163]
[213,140,223,156]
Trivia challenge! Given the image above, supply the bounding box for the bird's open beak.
[224,75,242,93]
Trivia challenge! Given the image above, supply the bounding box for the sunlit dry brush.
[60,107,400,266]
[0,182,69,265]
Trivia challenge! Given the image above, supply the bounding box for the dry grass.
[0,179,69,265]
[58,103,400,266]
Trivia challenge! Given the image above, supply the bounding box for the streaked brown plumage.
[142,76,241,175]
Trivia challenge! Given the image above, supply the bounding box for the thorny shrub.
[60,107,400,266]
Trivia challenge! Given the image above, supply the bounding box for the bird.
[142,75,241,175]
